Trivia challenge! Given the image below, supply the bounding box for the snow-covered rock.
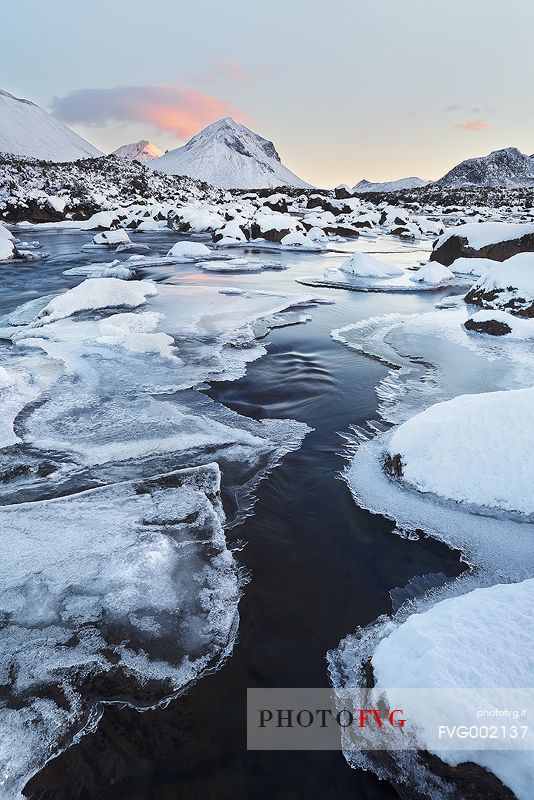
[464,309,534,337]
[0,88,102,161]
[280,230,325,250]
[431,222,534,265]
[387,386,534,514]
[409,262,454,286]
[112,139,164,163]
[372,578,534,800]
[0,224,14,241]
[166,241,212,260]
[32,278,157,326]
[92,229,132,248]
[0,238,16,261]
[339,252,403,278]
[169,206,225,234]
[464,252,534,317]
[151,117,313,189]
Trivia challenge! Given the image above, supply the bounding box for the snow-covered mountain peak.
[152,118,312,189]
[0,88,102,162]
[112,139,164,162]
[438,147,534,188]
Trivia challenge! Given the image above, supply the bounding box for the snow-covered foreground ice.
[370,579,534,800]
[329,302,534,799]
[0,273,325,793]
[388,386,534,515]
[0,279,319,500]
[0,464,240,799]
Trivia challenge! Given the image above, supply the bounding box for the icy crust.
[388,387,534,515]
[0,280,316,502]
[0,464,240,799]
[330,306,534,798]
[332,307,534,426]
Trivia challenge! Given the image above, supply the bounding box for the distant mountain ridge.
[151,117,313,189]
[353,176,430,193]
[112,140,164,163]
[0,88,102,161]
[437,147,534,188]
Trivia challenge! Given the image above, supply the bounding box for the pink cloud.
[454,119,491,132]
[52,85,243,139]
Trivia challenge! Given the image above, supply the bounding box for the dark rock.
[334,186,354,200]
[464,317,512,336]
[334,225,360,238]
[385,453,403,477]
[249,222,290,242]
[262,198,288,214]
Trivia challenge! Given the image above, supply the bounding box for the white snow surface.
[0,239,16,261]
[389,386,534,515]
[166,241,212,260]
[32,278,157,326]
[466,310,534,339]
[409,262,455,286]
[111,139,164,162]
[435,221,534,251]
[372,578,534,800]
[339,252,403,278]
[92,229,132,247]
[353,177,430,193]
[0,88,102,161]
[152,117,313,189]
[466,252,534,306]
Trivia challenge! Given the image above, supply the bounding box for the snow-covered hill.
[112,139,164,163]
[353,177,430,193]
[0,89,102,161]
[151,117,313,189]
[437,147,534,188]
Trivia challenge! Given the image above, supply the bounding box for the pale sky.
[2,0,534,187]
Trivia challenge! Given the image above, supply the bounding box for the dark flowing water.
[6,229,464,800]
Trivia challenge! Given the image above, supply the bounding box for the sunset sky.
[3,0,534,187]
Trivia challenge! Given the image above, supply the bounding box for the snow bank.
[339,252,403,278]
[372,578,534,800]
[33,278,157,326]
[388,386,534,514]
[409,262,454,286]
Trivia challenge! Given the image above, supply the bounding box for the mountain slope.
[437,147,534,188]
[112,139,164,163]
[0,89,102,162]
[353,176,430,193]
[151,117,313,189]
